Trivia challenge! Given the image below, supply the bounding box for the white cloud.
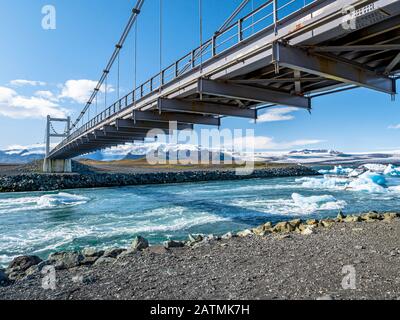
[10,80,46,87]
[388,124,400,130]
[257,107,299,123]
[59,79,113,104]
[0,86,68,119]
[35,90,56,100]
[232,135,323,151]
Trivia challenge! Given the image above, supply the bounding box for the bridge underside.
[48,0,400,163]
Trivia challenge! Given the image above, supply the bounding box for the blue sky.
[0,0,399,153]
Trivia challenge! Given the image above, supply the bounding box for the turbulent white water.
[0,163,400,267]
[0,192,89,214]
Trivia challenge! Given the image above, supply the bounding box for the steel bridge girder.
[273,42,396,95]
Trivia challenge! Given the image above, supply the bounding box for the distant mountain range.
[0,145,46,164]
[288,149,343,155]
[1,144,399,166]
[0,143,235,164]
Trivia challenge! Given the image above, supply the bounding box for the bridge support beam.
[273,42,396,95]
[132,110,220,126]
[43,158,72,174]
[198,78,311,109]
[158,98,257,119]
[116,119,194,131]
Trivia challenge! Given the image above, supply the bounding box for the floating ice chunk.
[318,166,353,175]
[346,172,387,193]
[361,164,387,173]
[384,164,400,177]
[296,176,347,190]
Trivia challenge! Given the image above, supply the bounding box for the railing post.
[238,19,243,42]
[191,50,196,68]
[161,70,165,86]
[175,61,179,77]
[212,35,216,56]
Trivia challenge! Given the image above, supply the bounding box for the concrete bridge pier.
[43,115,72,173]
[43,158,72,174]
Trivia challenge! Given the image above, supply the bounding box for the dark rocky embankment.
[1,212,399,300]
[0,165,318,192]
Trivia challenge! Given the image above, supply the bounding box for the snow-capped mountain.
[0,143,235,163]
[0,145,46,164]
[289,149,343,155]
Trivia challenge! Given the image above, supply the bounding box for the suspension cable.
[71,0,145,130]
[199,0,203,72]
[117,50,120,100]
[105,73,108,110]
[159,0,163,92]
[134,21,138,101]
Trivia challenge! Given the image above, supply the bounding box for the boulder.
[301,227,314,236]
[103,248,126,259]
[306,219,319,226]
[383,213,398,221]
[164,240,185,249]
[132,236,149,251]
[221,232,234,240]
[321,219,335,228]
[82,247,104,258]
[94,257,116,266]
[361,212,381,221]
[337,211,346,222]
[237,229,254,237]
[253,222,273,236]
[272,222,295,234]
[289,219,302,229]
[188,234,203,244]
[344,215,362,223]
[80,256,100,266]
[147,246,169,255]
[7,256,42,274]
[48,252,84,270]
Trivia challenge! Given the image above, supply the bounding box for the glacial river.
[1,164,400,267]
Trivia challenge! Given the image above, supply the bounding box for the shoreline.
[1,212,399,300]
[0,165,318,193]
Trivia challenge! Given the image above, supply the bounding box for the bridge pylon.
[43,115,72,174]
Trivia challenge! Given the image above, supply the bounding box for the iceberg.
[384,164,400,177]
[346,172,387,193]
[318,165,354,175]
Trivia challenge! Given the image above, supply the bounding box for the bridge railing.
[51,0,317,155]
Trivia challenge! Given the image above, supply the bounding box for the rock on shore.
[0,166,318,193]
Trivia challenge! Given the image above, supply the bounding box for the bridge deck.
[49,0,400,159]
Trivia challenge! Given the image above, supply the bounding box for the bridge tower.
[43,116,72,173]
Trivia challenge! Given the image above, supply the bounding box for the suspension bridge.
[44,0,400,173]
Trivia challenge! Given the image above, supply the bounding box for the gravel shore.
[1,214,399,300]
